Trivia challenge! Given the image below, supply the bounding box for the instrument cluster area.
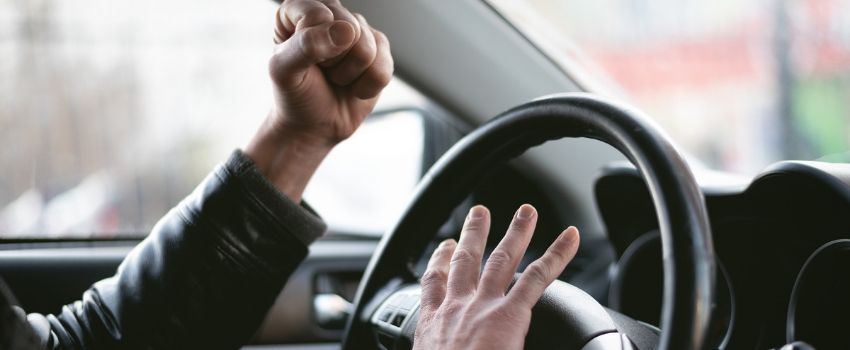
[596,161,850,349]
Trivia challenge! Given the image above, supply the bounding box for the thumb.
[271,20,356,87]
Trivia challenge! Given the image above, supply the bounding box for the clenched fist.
[270,0,393,145]
[246,0,393,202]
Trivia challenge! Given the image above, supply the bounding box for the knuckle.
[485,250,513,271]
[354,12,367,24]
[298,4,333,24]
[421,268,447,286]
[440,300,463,315]
[524,261,551,285]
[492,304,524,320]
[304,4,333,21]
[364,31,379,52]
[304,4,327,16]
[374,30,388,43]
[298,31,322,58]
[450,248,477,266]
[374,32,391,53]
[419,294,442,313]
[372,63,393,86]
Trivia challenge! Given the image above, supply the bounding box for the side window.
[0,0,429,239]
[305,106,425,235]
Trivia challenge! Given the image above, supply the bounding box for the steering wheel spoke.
[369,285,421,349]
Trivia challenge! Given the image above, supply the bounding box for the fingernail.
[516,204,535,219]
[328,21,354,47]
[468,205,487,219]
[560,226,578,243]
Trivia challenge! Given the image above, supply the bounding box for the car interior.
[1,0,849,349]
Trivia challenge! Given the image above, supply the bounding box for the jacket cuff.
[224,150,327,245]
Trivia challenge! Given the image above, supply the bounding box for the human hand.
[268,0,393,146]
[413,204,580,350]
[245,0,393,202]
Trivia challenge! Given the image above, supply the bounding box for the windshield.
[487,0,850,175]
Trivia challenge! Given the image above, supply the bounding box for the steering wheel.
[341,93,716,349]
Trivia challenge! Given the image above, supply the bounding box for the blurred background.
[0,0,425,238]
[489,0,850,172]
[1,0,849,238]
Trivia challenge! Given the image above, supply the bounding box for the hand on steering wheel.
[413,204,580,350]
[343,95,714,349]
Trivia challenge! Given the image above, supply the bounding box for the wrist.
[244,114,335,202]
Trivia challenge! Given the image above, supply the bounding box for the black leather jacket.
[1,150,327,350]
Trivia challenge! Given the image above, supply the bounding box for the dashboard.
[595,161,850,349]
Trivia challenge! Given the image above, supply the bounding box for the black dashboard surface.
[596,161,850,349]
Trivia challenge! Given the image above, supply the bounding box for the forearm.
[35,151,327,349]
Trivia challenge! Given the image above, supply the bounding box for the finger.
[327,13,378,86]
[478,204,538,298]
[322,1,362,43]
[509,227,580,308]
[348,29,394,100]
[446,206,491,298]
[420,239,457,318]
[277,0,360,44]
[270,20,357,88]
[274,7,290,44]
[315,0,362,67]
[280,0,334,33]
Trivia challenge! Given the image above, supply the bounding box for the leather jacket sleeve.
[26,150,327,350]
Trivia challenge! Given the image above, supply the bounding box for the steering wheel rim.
[342,93,716,350]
